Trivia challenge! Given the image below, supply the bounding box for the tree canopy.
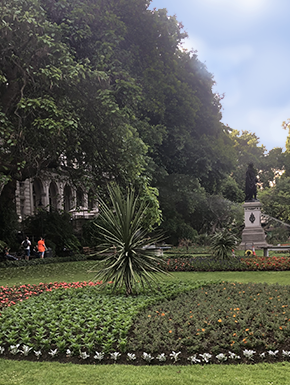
[1,0,287,245]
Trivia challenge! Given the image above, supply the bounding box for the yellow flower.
[218,319,222,323]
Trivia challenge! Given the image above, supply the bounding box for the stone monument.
[239,163,268,250]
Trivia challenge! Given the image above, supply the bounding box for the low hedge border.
[0,254,89,268]
[1,255,290,272]
[166,256,290,272]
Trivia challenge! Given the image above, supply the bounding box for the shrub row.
[0,254,89,268]
[2,254,290,272]
[165,256,290,272]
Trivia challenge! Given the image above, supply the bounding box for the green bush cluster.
[128,282,290,355]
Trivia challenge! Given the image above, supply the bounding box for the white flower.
[260,352,266,358]
[10,344,20,355]
[228,351,240,360]
[216,353,227,362]
[199,353,212,363]
[94,351,104,361]
[127,353,136,361]
[20,345,32,356]
[48,348,58,357]
[110,352,121,361]
[243,349,256,360]
[268,350,279,356]
[0,346,5,355]
[187,354,201,364]
[282,350,290,358]
[79,351,90,360]
[142,352,154,362]
[170,351,181,363]
[66,349,72,357]
[34,350,42,359]
[156,353,166,362]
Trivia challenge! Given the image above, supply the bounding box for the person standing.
[37,237,46,259]
[21,236,31,261]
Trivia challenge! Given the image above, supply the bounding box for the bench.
[262,245,290,257]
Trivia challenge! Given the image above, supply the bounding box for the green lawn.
[1,261,290,384]
[1,360,290,385]
[1,260,290,286]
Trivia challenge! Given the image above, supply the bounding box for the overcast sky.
[149,0,290,152]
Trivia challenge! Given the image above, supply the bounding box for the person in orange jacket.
[37,237,46,259]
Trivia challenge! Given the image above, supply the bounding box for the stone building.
[15,172,99,223]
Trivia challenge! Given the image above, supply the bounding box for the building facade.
[15,173,99,222]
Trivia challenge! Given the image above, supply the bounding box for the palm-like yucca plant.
[92,184,168,295]
[210,229,238,260]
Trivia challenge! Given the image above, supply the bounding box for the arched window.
[63,185,72,212]
[49,181,58,211]
[76,187,84,208]
[88,189,96,210]
[33,179,44,212]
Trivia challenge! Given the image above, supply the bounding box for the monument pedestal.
[239,201,269,250]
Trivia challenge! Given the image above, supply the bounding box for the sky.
[149,0,290,152]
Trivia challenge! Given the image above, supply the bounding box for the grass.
[1,360,290,385]
[2,260,290,384]
[0,260,97,286]
[2,260,290,286]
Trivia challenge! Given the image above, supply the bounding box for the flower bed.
[165,256,290,272]
[241,256,290,271]
[127,281,290,364]
[0,281,102,315]
[1,281,290,364]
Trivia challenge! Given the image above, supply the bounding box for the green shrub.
[210,229,238,259]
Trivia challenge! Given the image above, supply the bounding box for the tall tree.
[0,0,243,243]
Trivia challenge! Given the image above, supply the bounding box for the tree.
[259,177,290,224]
[230,130,266,193]
[0,0,245,245]
[0,0,149,193]
[92,184,167,295]
[229,130,284,193]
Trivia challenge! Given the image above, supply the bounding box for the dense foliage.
[0,0,242,244]
[1,0,289,245]
[165,256,290,272]
[128,282,290,359]
[2,281,290,364]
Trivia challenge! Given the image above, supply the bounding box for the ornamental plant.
[92,184,168,295]
[210,229,238,259]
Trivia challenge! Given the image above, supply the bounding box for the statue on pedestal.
[245,163,258,202]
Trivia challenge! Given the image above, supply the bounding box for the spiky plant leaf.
[210,229,238,260]
[92,184,168,295]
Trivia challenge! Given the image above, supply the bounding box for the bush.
[210,229,238,259]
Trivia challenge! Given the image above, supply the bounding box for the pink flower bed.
[0,281,102,315]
